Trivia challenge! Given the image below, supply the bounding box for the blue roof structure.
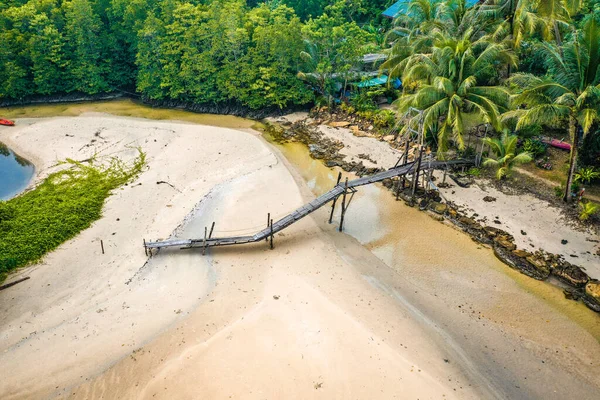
[382,0,479,19]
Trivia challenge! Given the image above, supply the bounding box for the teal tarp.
[356,75,389,88]
[382,0,479,19]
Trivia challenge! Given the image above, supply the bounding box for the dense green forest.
[0,0,390,109]
[2,0,600,202]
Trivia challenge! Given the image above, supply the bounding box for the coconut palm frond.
[516,104,570,130]
[578,108,599,134]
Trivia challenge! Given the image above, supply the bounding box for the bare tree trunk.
[563,115,578,202]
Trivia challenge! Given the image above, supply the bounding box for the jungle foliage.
[0,0,383,110]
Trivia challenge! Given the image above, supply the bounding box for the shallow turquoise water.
[0,142,34,200]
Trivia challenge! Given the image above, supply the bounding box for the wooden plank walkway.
[145,159,471,251]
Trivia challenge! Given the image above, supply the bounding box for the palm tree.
[482,131,533,179]
[507,16,600,201]
[396,31,514,154]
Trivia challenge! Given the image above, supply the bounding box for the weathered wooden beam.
[270,218,274,250]
[329,172,342,224]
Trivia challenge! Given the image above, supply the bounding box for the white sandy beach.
[0,115,473,399]
[1,113,599,400]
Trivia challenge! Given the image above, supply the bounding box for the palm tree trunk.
[563,115,578,202]
[507,0,514,78]
[554,21,563,56]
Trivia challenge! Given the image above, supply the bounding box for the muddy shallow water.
[268,139,600,340]
[264,135,600,399]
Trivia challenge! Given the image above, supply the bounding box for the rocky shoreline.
[264,113,600,314]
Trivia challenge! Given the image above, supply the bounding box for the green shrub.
[0,150,146,282]
[579,201,599,221]
[467,167,481,177]
[522,138,547,159]
[575,166,600,184]
[516,124,543,138]
[372,109,396,129]
[554,186,563,197]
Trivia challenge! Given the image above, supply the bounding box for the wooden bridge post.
[329,172,343,224]
[270,219,274,250]
[403,140,410,164]
[411,146,424,198]
[209,222,215,238]
[427,155,434,192]
[339,177,349,232]
[202,227,207,255]
[265,213,270,241]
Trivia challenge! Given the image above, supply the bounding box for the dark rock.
[493,245,550,280]
[429,202,448,215]
[459,216,477,226]
[561,239,568,245]
[525,255,551,277]
[483,226,503,238]
[583,281,600,312]
[512,249,530,258]
[495,235,516,251]
[552,263,589,288]
[483,196,496,202]
[520,230,527,236]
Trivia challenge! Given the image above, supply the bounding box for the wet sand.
[1,113,471,399]
[1,106,599,399]
[271,140,600,398]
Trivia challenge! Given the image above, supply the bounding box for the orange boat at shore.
[0,118,15,126]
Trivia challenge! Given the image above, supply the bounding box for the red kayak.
[541,137,571,151]
[0,118,15,126]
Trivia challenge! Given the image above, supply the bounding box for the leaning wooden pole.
[270,218,274,250]
[411,146,424,198]
[329,172,343,224]
[202,226,208,255]
[339,177,349,232]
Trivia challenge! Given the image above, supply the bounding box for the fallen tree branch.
[0,276,30,291]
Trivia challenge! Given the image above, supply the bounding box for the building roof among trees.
[382,0,479,19]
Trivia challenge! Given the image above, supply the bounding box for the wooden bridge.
[144,154,472,253]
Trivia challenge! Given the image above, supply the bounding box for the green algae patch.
[0,150,146,282]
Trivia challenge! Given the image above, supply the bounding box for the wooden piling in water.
[339,177,349,232]
[202,227,207,255]
[209,222,215,239]
[329,172,342,224]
